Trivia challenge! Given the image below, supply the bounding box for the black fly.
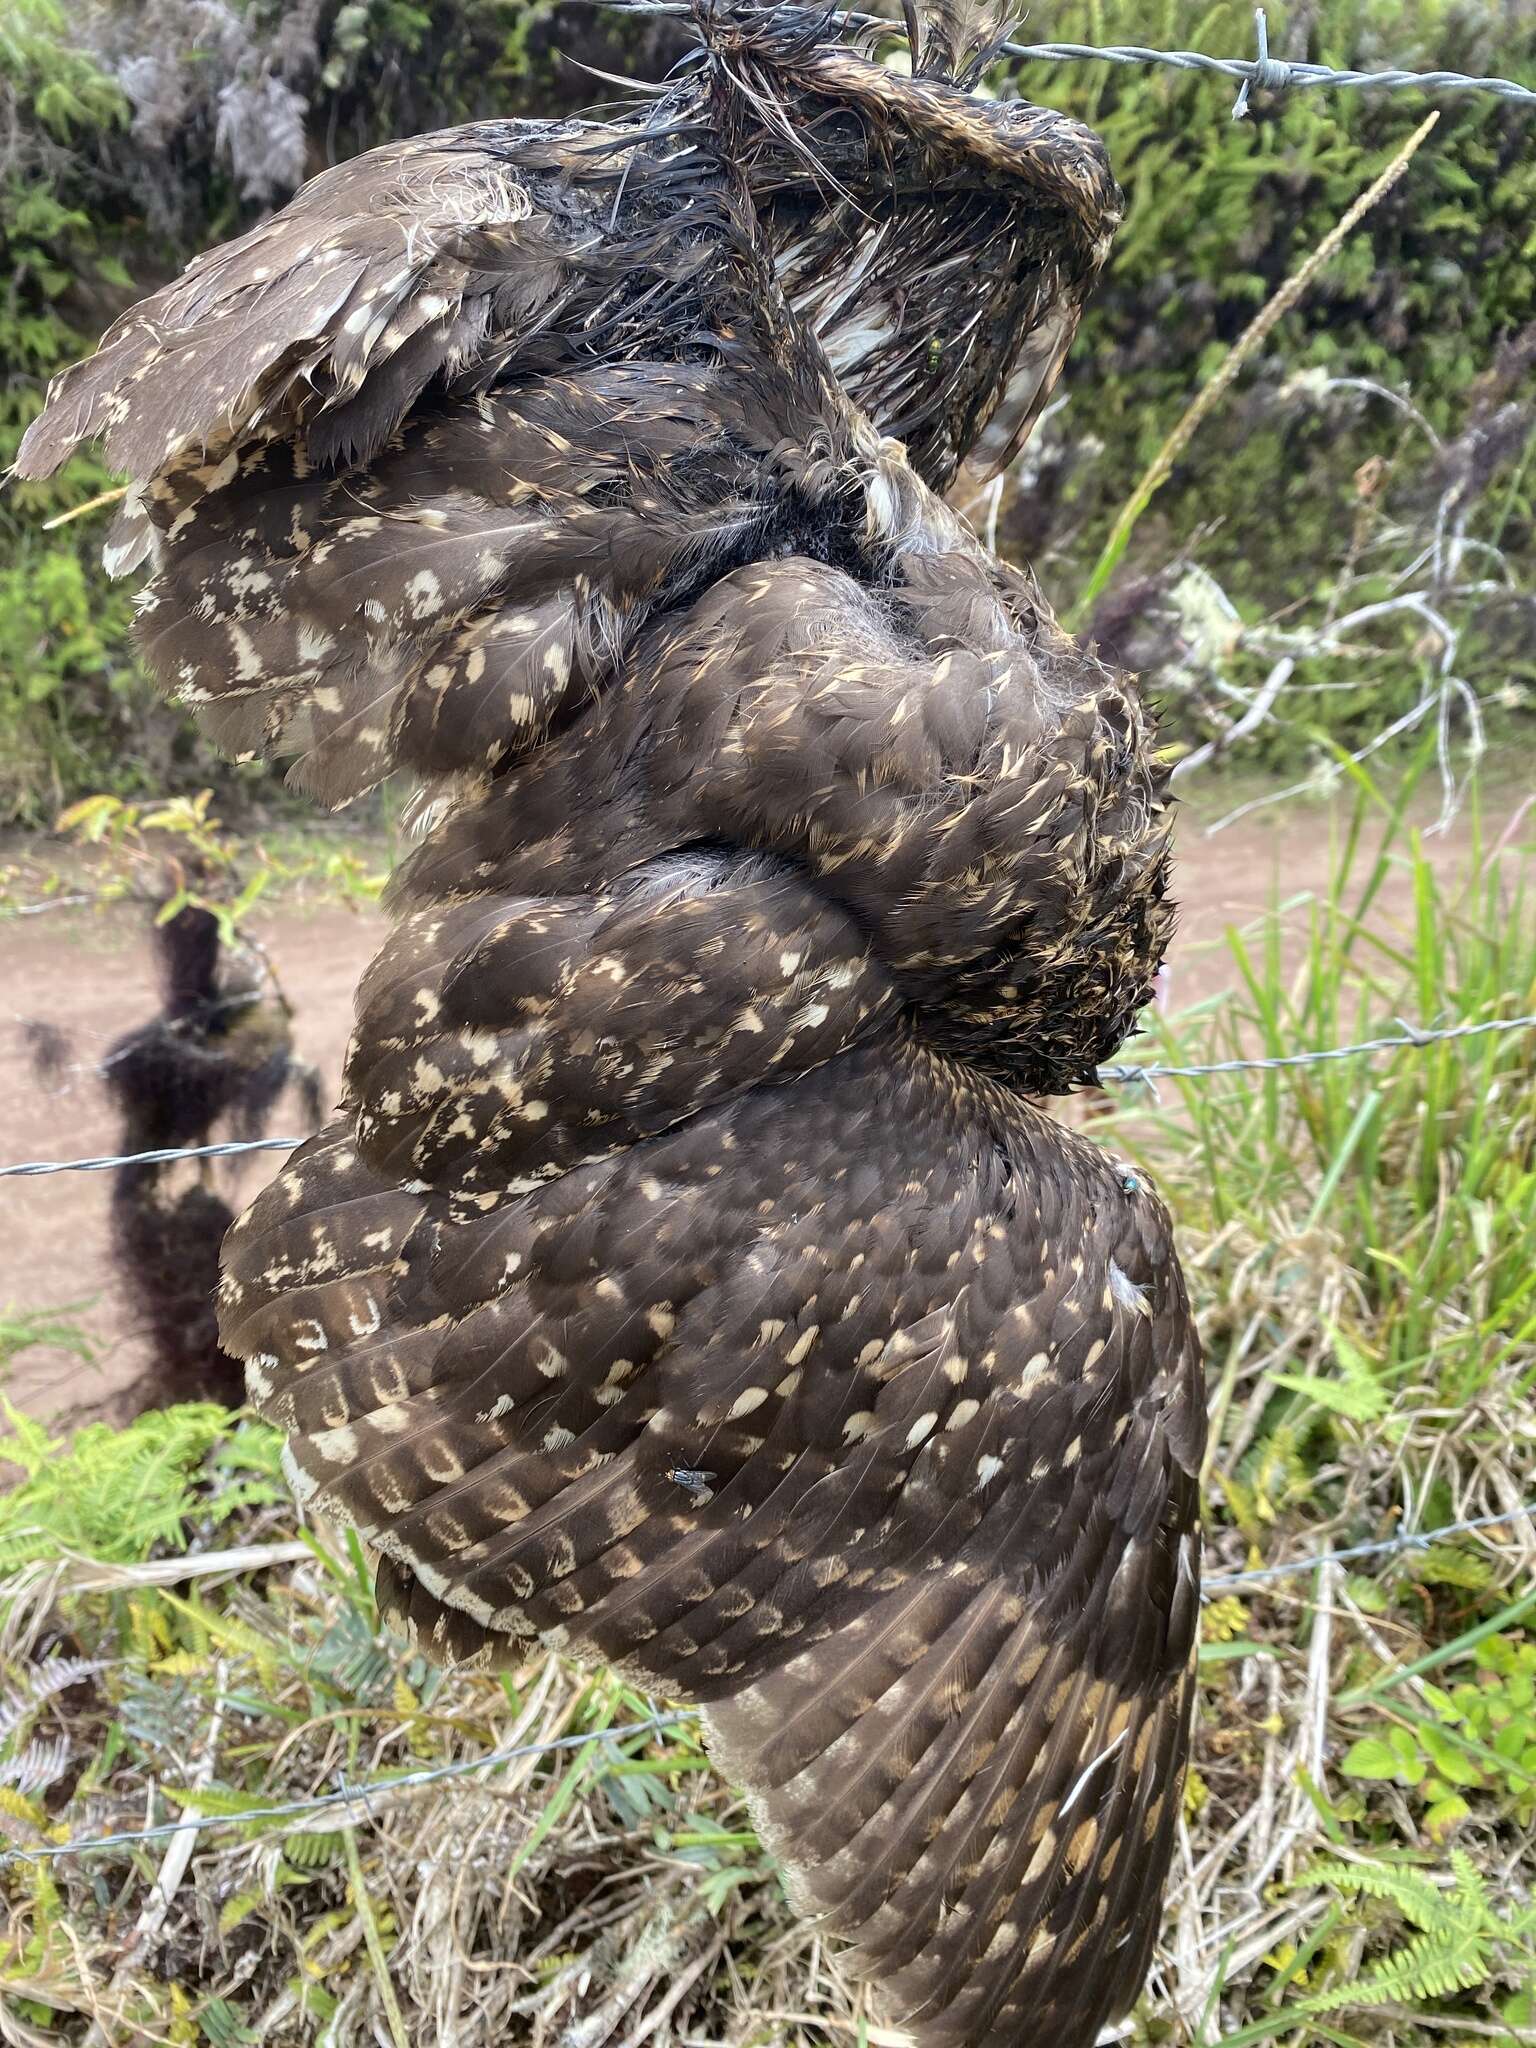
[667,1465,718,1502]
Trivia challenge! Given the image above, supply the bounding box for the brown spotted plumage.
[18,5,1203,2040]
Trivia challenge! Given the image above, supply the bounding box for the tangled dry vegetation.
[1,779,1533,2047]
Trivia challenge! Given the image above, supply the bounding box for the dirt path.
[3,784,1530,1420]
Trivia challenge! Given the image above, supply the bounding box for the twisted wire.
[5,1504,1530,1866]
[4,1014,1531,1178]
[603,3,1536,112]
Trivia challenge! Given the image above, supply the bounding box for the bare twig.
[1074,113,1440,615]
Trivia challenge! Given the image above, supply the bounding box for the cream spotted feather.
[18,8,1202,2043]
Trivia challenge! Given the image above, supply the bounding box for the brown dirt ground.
[3,782,1531,1422]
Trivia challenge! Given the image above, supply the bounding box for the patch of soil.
[2,786,1529,1421]
[1,898,377,1422]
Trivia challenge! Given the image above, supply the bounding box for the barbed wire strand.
[6,1503,1530,1868]
[3,1013,1531,1179]
[607,2,1536,111]
[1001,19,1536,117]
[2,1714,693,1867]
[1098,1011,1536,1085]
[1204,1504,1534,1590]
[0,1135,302,1179]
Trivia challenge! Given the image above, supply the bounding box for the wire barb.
[1232,8,1292,120]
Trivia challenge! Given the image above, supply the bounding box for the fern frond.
[0,1737,71,1797]
[0,1401,249,1567]
[281,1828,345,1869]
[218,1887,266,1936]
[0,1654,107,1748]
[1301,1924,1492,2012]
[1305,1858,1446,1930]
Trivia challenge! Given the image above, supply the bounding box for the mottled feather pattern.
[21,12,1202,2044]
[914,0,1020,84]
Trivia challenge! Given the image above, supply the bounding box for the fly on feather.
[667,1464,720,1503]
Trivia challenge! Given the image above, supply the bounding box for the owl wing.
[222,1055,1202,2048]
[14,118,629,491]
[12,113,748,807]
[702,1194,1203,2048]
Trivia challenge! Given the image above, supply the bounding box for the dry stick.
[40,483,129,531]
[343,1818,413,2048]
[1170,656,1294,783]
[1072,112,1440,622]
[80,1664,227,2048]
[55,1538,314,1593]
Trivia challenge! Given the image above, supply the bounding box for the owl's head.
[684,1,1122,490]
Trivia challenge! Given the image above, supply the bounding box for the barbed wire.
[2,1714,693,1867]
[613,3,1536,113]
[2,1013,1530,1180]
[5,1503,1529,1868]
[0,1136,302,1179]
[996,10,1536,117]
[1098,1011,1536,1086]
[1204,1505,1534,1591]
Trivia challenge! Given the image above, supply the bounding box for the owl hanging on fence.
[19,2,1205,2040]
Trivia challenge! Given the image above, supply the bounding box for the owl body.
[19,9,1203,2039]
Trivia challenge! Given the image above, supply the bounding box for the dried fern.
[0,1738,71,1799]
[0,1656,105,1749]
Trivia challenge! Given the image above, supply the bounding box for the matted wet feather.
[16,5,1201,2041]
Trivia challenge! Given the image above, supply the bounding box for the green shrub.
[1021,0,1536,563]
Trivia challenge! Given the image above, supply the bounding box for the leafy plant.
[1291,1853,1534,2025]
[1342,1632,1536,1828]
[55,788,388,931]
[0,1305,93,1384]
[0,1401,280,1569]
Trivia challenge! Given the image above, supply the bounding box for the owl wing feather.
[13,118,740,806]
[15,123,590,486]
[20,90,1201,2048]
[223,1047,1201,2048]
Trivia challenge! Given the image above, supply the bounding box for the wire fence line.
[1204,1505,1535,1590]
[1,1715,695,1868]
[1098,1011,1536,1085]
[617,2,1536,112]
[2,1012,1531,1181]
[997,13,1536,117]
[5,1502,1530,1869]
[0,1135,302,1180]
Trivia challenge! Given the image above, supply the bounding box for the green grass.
[1118,755,1535,1538]
[1105,763,1536,2043]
